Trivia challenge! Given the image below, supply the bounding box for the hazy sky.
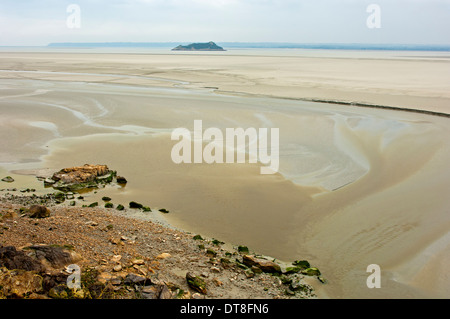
[0,0,449,46]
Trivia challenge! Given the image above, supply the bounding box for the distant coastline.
[45,42,450,52]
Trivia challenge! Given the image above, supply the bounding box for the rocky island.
[172,41,226,51]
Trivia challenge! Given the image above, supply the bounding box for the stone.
[237,245,249,254]
[242,255,281,274]
[292,260,310,269]
[113,264,122,272]
[116,176,127,184]
[156,253,171,260]
[206,249,217,257]
[124,273,151,286]
[158,208,169,214]
[302,267,321,276]
[102,196,112,201]
[131,258,145,265]
[97,272,113,284]
[129,201,143,209]
[85,220,98,227]
[245,269,255,278]
[116,204,125,211]
[105,202,114,208]
[111,255,122,263]
[88,202,98,208]
[193,234,203,240]
[1,176,14,183]
[284,266,302,274]
[186,272,207,294]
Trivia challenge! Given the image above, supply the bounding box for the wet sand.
[1,50,450,298]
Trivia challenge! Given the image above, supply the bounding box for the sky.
[0,0,449,46]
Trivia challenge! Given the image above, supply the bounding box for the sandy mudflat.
[0,49,450,299]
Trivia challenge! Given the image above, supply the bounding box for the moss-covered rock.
[129,201,143,209]
[186,272,207,294]
[237,245,249,254]
[301,267,321,276]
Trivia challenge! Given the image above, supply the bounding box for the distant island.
[172,41,226,51]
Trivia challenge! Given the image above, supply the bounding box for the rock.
[46,164,116,192]
[141,284,172,299]
[129,201,143,209]
[193,234,204,240]
[186,272,207,294]
[0,210,18,221]
[242,255,281,274]
[1,176,14,183]
[245,269,255,278]
[113,264,122,272]
[0,268,43,298]
[48,285,69,299]
[102,196,112,201]
[0,246,45,272]
[69,201,76,206]
[88,202,98,208]
[27,205,51,219]
[206,249,217,257]
[53,192,66,203]
[237,245,249,254]
[116,176,128,184]
[292,260,310,269]
[116,204,125,211]
[66,192,75,200]
[210,267,220,273]
[301,267,321,276]
[284,266,302,274]
[156,253,171,260]
[85,220,98,227]
[158,208,169,214]
[71,288,90,299]
[25,245,80,269]
[131,259,145,265]
[111,255,122,263]
[97,272,113,284]
[142,206,151,212]
[105,202,114,209]
[124,273,151,286]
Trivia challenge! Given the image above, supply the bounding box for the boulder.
[0,246,45,272]
[24,245,81,269]
[129,201,143,209]
[242,255,281,274]
[28,205,51,219]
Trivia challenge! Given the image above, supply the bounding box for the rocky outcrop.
[242,255,282,274]
[42,164,121,192]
